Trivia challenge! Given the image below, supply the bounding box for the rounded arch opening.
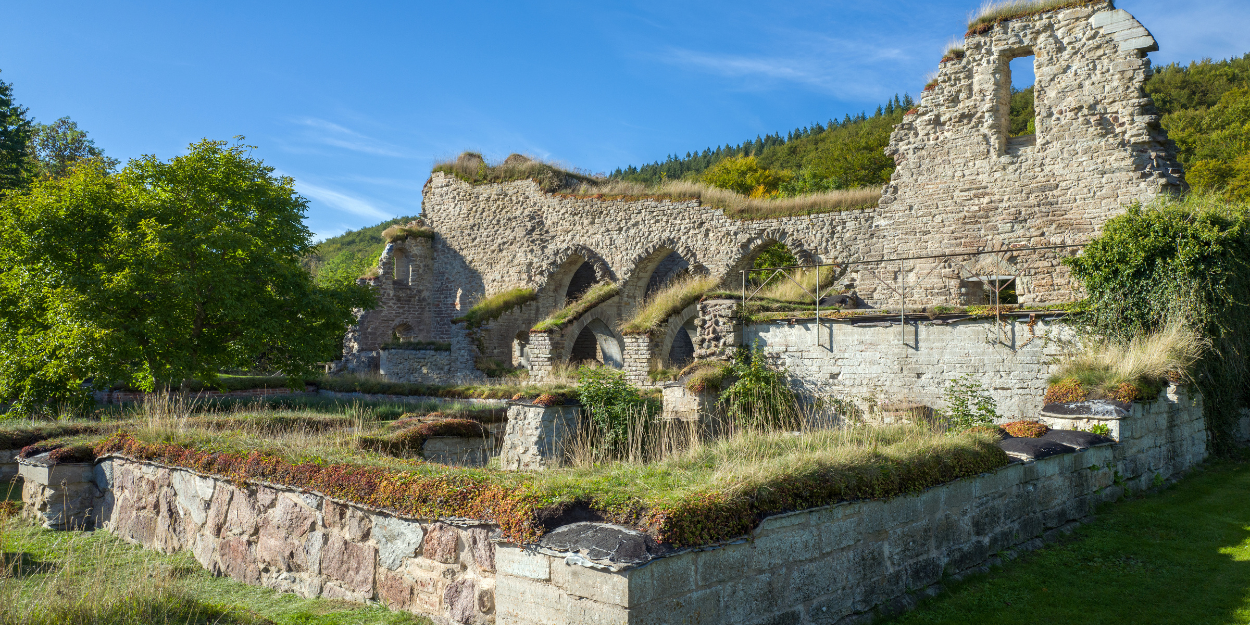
[740,240,836,304]
[568,319,624,369]
[566,262,598,301]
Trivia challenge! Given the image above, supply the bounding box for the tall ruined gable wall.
[879,2,1182,298]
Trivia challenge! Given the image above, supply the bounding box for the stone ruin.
[339,1,1181,406]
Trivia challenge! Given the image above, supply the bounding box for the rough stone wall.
[878,2,1182,305]
[348,236,437,354]
[379,348,457,385]
[746,315,1073,420]
[344,3,1179,382]
[495,385,1206,625]
[97,457,498,624]
[499,404,581,471]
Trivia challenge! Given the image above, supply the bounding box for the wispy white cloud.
[291,117,412,157]
[295,180,393,221]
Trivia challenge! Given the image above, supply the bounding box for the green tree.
[28,116,118,179]
[700,155,791,196]
[0,70,34,191]
[0,139,375,414]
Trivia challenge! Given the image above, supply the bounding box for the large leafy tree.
[29,116,119,179]
[0,70,34,190]
[0,139,375,414]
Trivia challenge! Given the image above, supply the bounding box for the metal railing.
[739,244,1086,349]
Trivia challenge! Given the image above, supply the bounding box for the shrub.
[452,288,537,329]
[1044,377,1087,404]
[576,365,657,451]
[531,282,619,332]
[1002,420,1049,438]
[941,374,998,432]
[621,275,720,334]
[532,393,562,407]
[719,346,800,431]
[1065,192,1249,452]
[1048,322,1204,401]
[1083,423,1113,437]
[700,156,792,197]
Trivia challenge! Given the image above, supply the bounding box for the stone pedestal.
[499,403,581,471]
[19,454,106,530]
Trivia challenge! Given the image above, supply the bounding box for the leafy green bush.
[941,374,998,432]
[700,155,791,197]
[576,365,657,451]
[718,345,799,431]
[1065,192,1250,453]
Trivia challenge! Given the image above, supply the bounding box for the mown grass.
[885,453,1250,625]
[621,274,720,334]
[531,282,620,332]
[0,512,428,625]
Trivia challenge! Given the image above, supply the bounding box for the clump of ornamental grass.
[967,0,1103,34]
[621,274,721,334]
[681,360,733,393]
[1046,322,1207,404]
[531,282,620,332]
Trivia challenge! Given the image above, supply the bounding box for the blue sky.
[2,1,1247,241]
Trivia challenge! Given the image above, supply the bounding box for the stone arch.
[657,304,701,368]
[618,240,704,313]
[560,304,624,368]
[392,323,414,342]
[535,246,615,313]
[726,231,818,278]
[567,319,624,369]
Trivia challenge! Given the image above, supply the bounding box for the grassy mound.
[1045,323,1205,404]
[621,274,720,335]
[966,0,1102,35]
[452,288,537,329]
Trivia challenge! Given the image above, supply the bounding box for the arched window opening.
[645,251,691,297]
[393,249,411,285]
[667,326,695,368]
[568,320,624,369]
[391,323,415,343]
[566,262,598,302]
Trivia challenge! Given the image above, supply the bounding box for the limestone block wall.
[99,457,499,624]
[745,315,1074,419]
[380,348,457,384]
[495,386,1206,625]
[499,403,581,471]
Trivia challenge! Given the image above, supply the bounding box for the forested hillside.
[303,216,415,285]
[307,53,1250,283]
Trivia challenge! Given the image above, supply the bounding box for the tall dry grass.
[753,268,837,303]
[563,179,880,220]
[1050,321,1208,395]
[968,0,1098,31]
[621,274,721,334]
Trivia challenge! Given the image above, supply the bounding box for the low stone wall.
[380,348,458,385]
[746,315,1072,419]
[97,457,499,624]
[314,389,508,406]
[495,386,1207,625]
[94,386,315,405]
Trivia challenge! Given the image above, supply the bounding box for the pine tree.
[0,71,34,190]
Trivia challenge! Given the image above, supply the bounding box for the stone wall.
[341,3,1180,380]
[379,347,457,385]
[494,385,1206,625]
[99,457,499,624]
[745,314,1073,419]
[499,403,581,471]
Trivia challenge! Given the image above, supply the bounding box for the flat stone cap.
[538,522,667,569]
[1090,9,1159,53]
[1041,400,1130,420]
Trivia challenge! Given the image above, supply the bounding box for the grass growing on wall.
[452,288,537,329]
[560,179,880,220]
[621,274,720,335]
[966,0,1103,35]
[1045,322,1207,404]
[884,454,1250,625]
[380,222,434,242]
[531,283,620,332]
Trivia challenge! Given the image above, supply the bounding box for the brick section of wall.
[379,348,457,384]
[494,385,1206,625]
[622,335,656,387]
[746,315,1072,420]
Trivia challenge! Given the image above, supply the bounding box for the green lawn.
[885,454,1250,625]
[0,509,430,625]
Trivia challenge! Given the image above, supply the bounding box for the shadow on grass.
[1,551,58,577]
[883,454,1250,625]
